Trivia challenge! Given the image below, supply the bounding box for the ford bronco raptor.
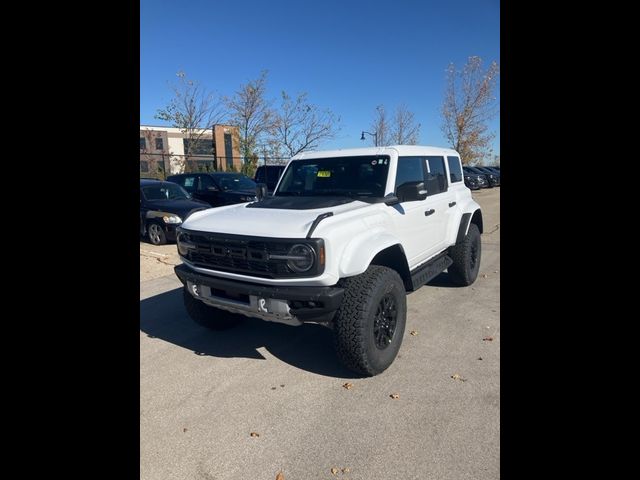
[174,146,483,376]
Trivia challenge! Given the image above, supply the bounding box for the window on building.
[155,138,163,150]
[424,156,448,195]
[140,160,149,173]
[140,137,146,150]
[446,156,463,183]
[183,138,214,155]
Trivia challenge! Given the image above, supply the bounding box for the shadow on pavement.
[140,287,362,379]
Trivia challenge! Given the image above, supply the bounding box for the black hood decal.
[246,196,356,210]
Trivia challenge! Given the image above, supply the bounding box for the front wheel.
[147,222,167,245]
[333,266,407,376]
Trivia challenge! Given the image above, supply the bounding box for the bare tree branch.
[270,91,340,157]
[225,70,275,175]
[391,104,421,144]
[370,105,390,146]
[441,56,499,165]
[155,71,226,172]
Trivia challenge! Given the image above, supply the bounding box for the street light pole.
[361,130,378,147]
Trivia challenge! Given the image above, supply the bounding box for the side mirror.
[256,183,268,200]
[396,181,428,202]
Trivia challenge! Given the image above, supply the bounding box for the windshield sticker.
[317,170,331,177]
[371,160,377,166]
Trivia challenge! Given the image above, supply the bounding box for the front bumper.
[174,264,344,325]
[164,224,179,242]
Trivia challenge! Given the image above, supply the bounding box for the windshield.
[141,183,190,201]
[214,174,256,191]
[276,156,390,198]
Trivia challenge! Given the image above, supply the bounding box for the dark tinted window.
[155,138,163,150]
[168,175,198,193]
[425,156,447,195]
[199,175,216,190]
[447,156,463,183]
[140,160,149,173]
[395,157,425,189]
[183,138,214,155]
[213,174,256,191]
[140,137,146,150]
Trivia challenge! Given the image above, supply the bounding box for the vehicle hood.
[182,197,375,238]
[145,198,209,218]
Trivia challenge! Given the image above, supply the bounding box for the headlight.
[286,244,315,273]
[162,215,182,224]
[176,232,195,256]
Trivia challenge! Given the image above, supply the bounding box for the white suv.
[174,146,483,375]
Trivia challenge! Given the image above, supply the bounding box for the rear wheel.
[183,287,243,330]
[333,266,407,376]
[448,223,481,286]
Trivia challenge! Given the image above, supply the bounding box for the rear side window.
[424,156,448,195]
[447,156,463,183]
[395,157,425,189]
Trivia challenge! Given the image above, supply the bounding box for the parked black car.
[464,166,498,188]
[462,167,489,189]
[166,172,263,208]
[140,179,210,245]
[473,166,500,187]
[254,165,286,194]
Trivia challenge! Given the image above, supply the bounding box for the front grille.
[180,230,323,278]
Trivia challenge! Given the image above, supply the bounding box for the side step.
[409,251,453,290]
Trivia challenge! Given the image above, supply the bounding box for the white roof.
[292,145,460,160]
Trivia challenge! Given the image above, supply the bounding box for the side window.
[424,156,447,195]
[140,137,146,150]
[395,156,426,190]
[447,156,463,183]
[199,175,216,191]
[180,176,196,193]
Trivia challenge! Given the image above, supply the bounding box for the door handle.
[449,201,456,207]
[424,209,435,216]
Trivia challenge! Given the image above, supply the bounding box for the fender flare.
[338,229,405,278]
[456,209,483,243]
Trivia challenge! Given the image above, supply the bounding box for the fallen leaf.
[494,270,498,273]
[482,274,488,278]
[478,357,483,360]
[343,382,354,390]
[280,384,285,388]
[483,336,494,341]
[271,387,277,390]
[410,330,418,336]
[250,432,260,437]
[275,472,285,480]
[331,467,339,475]
[390,393,400,399]
[183,428,187,433]
[342,467,351,473]
[451,373,467,382]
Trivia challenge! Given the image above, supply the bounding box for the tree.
[369,105,390,146]
[155,71,225,173]
[391,104,421,145]
[225,71,274,165]
[441,56,499,165]
[270,91,340,157]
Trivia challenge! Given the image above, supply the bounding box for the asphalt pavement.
[140,187,500,480]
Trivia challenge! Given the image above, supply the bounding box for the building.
[140,124,242,176]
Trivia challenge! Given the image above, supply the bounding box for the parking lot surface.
[140,188,500,480]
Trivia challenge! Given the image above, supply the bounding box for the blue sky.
[141,0,500,155]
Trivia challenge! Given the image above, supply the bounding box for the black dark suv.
[463,167,489,189]
[474,166,500,186]
[140,179,210,245]
[166,172,260,208]
[254,165,286,194]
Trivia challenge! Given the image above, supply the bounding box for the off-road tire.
[333,266,407,376]
[448,223,481,286]
[183,287,243,330]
